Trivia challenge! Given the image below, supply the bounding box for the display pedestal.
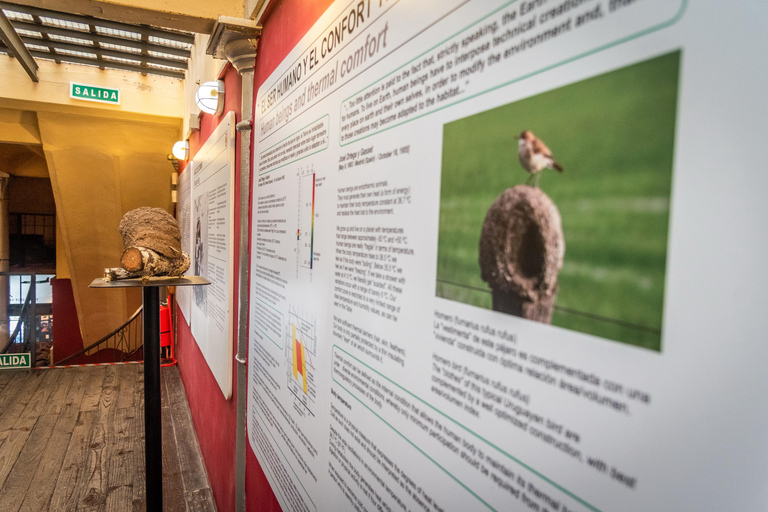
[90,276,209,511]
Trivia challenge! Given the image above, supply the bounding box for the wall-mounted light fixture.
[167,156,179,203]
[189,114,201,131]
[172,140,189,161]
[171,178,178,202]
[195,80,225,116]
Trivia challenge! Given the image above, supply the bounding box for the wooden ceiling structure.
[0,1,193,80]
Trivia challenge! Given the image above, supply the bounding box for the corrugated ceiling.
[0,2,192,79]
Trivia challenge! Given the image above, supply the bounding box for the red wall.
[178,2,335,511]
[51,277,83,362]
[245,1,335,510]
[176,63,242,512]
[52,277,144,364]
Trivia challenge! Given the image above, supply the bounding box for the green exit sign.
[0,353,31,369]
[70,82,121,104]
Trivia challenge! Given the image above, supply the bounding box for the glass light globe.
[195,80,225,115]
[172,140,189,161]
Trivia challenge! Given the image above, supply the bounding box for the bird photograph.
[435,50,680,352]
[518,130,563,188]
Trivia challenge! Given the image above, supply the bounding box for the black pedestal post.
[142,287,162,510]
[88,275,209,512]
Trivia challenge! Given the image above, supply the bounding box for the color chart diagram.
[284,306,317,417]
[297,169,316,273]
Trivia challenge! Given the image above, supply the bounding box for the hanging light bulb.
[172,140,189,161]
[195,80,225,116]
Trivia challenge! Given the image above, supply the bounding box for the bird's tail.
[552,161,564,173]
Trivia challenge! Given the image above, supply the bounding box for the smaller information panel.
[176,167,192,323]
[188,112,236,398]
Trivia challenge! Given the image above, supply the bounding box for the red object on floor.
[160,303,171,348]
[161,295,176,367]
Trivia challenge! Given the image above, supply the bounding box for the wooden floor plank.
[166,366,212,495]
[19,368,90,512]
[133,365,144,411]
[42,368,76,415]
[80,367,107,412]
[116,364,139,410]
[77,365,119,511]
[62,368,90,412]
[0,371,16,394]
[0,365,216,512]
[0,415,38,490]
[185,488,217,512]
[49,410,98,511]
[0,372,45,483]
[0,413,58,511]
[0,372,45,433]
[77,421,108,511]
[105,407,135,512]
[131,391,146,511]
[0,372,30,413]
[20,370,62,419]
[102,365,119,394]
[161,371,187,512]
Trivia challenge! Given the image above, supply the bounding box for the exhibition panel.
[243,1,768,511]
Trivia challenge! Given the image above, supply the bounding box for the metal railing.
[1,279,33,355]
[53,305,143,366]
[1,273,39,366]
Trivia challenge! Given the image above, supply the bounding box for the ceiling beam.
[0,2,194,43]
[0,8,37,81]
[9,20,191,57]
[16,37,187,69]
[16,49,186,79]
[2,0,245,34]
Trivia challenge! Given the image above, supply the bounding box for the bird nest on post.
[479,185,564,323]
[104,207,190,283]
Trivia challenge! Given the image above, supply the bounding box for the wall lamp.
[172,140,189,161]
[196,80,225,116]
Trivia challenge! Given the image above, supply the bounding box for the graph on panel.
[284,306,317,417]
[297,169,315,272]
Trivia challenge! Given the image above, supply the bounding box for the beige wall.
[0,57,184,124]
[39,111,181,344]
[56,219,69,279]
[0,0,247,348]
[9,177,55,215]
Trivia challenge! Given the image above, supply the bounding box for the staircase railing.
[53,306,143,365]
[1,280,34,356]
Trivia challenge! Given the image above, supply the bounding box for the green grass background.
[436,51,680,351]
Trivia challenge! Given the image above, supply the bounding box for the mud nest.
[479,185,564,321]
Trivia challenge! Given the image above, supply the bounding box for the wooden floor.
[0,364,216,511]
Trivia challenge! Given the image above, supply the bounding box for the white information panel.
[248,2,768,511]
[189,112,236,398]
[176,165,192,324]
